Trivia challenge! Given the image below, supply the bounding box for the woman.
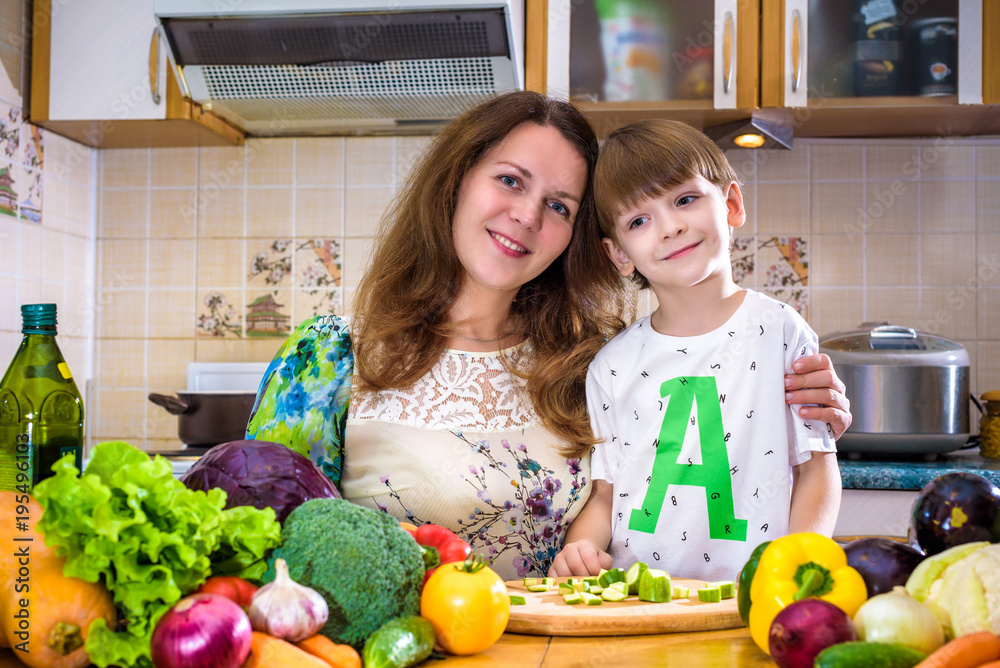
[247,91,851,580]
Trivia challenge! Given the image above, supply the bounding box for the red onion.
[151,593,253,668]
[768,599,857,668]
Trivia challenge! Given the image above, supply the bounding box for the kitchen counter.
[0,628,775,668]
[838,447,1000,491]
[433,628,773,667]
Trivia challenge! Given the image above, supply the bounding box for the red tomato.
[195,576,258,609]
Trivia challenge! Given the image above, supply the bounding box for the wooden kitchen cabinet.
[30,0,243,148]
[527,0,1000,138]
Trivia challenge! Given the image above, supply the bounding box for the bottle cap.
[21,303,58,335]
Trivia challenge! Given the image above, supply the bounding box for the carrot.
[243,631,331,668]
[913,631,1000,668]
[296,634,362,668]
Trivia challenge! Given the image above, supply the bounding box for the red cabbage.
[180,440,340,523]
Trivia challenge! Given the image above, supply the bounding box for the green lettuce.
[33,441,282,668]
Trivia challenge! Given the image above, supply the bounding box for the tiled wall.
[93,135,1000,452]
[0,1,96,431]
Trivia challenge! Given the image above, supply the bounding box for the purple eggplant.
[844,537,925,597]
[908,472,1000,557]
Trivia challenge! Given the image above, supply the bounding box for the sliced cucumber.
[601,587,628,602]
[671,585,690,599]
[579,592,603,606]
[638,568,671,603]
[526,583,551,593]
[623,561,649,595]
[558,582,576,595]
[697,586,722,603]
[597,567,625,588]
[708,580,735,599]
[562,591,582,605]
[510,594,526,605]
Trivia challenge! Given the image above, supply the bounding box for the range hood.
[154,1,524,136]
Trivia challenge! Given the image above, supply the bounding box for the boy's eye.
[677,195,696,206]
[628,217,647,229]
[500,175,519,188]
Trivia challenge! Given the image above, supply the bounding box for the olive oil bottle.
[0,304,84,491]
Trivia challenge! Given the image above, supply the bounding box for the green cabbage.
[33,441,282,668]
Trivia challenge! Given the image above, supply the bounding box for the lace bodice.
[348,346,538,431]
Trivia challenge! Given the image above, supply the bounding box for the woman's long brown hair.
[352,91,631,458]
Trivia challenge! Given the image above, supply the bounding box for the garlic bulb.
[853,585,945,655]
[248,558,329,642]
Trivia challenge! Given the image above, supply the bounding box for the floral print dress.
[246,315,591,580]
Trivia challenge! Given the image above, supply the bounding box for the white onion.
[151,593,253,668]
[853,585,945,655]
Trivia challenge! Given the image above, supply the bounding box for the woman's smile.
[489,230,530,255]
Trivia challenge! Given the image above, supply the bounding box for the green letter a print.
[628,376,748,541]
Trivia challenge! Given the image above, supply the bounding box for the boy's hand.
[784,352,852,439]
[548,540,612,577]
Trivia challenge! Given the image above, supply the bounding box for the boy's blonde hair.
[594,119,739,289]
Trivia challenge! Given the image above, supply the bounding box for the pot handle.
[148,393,191,415]
[869,325,917,339]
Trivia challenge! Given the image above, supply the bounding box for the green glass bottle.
[0,304,84,491]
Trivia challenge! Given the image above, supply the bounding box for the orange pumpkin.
[0,491,116,668]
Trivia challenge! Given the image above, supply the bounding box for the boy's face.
[603,175,745,293]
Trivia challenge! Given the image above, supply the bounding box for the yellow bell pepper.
[747,532,868,653]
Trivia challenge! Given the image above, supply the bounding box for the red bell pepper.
[401,523,472,585]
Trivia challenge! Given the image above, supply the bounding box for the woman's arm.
[548,479,614,577]
[785,353,852,439]
[788,451,842,535]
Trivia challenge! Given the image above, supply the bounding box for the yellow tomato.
[419,558,510,655]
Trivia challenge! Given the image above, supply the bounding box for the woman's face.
[451,122,588,301]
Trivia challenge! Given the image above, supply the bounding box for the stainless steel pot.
[148,391,256,447]
[819,323,970,456]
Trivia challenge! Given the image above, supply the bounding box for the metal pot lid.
[819,323,969,366]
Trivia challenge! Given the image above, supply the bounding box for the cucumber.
[671,585,690,599]
[558,582,576,595]
[526,583,551,592]
[638,569,671,603]
[510,594,526,605]
[697,586,721,603]
[601,587,628,602]
[362,615,435,668]
[562,592,582,605]
[708,580,735,599]
[623,561,649,595]
[814,641,926,668]
[579,592,603,606]
[598,567,625,588]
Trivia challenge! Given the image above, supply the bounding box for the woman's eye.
[500,175,518,188]
[549,201,569,216]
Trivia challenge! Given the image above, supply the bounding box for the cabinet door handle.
[791,9,802,94]
[149,28,161,105]
[723,11,735,95]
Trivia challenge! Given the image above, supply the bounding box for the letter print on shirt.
[628,375,748,542]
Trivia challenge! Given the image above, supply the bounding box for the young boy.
[550,120,841,582]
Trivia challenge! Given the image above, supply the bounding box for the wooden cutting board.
[505,577,742,636]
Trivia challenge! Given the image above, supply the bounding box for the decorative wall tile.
[19,167,40,223]
[731,236,755,287]
[294,287,343,321]
[197,290,243,338]
[296,238,341,288]
[247,238,292,286]
[758,236,809,289]
[245,290,291,338]
[0,105,19,162]
[22,124,42,170]
[0,163,17,218]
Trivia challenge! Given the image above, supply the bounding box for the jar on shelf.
[981,390,1000,460]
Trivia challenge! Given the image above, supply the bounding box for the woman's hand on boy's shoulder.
[784,352,852,439]
[548,540,612,578]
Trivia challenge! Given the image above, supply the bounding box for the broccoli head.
[263,498,425,648]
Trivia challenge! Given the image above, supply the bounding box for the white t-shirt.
[588,290,836,581]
